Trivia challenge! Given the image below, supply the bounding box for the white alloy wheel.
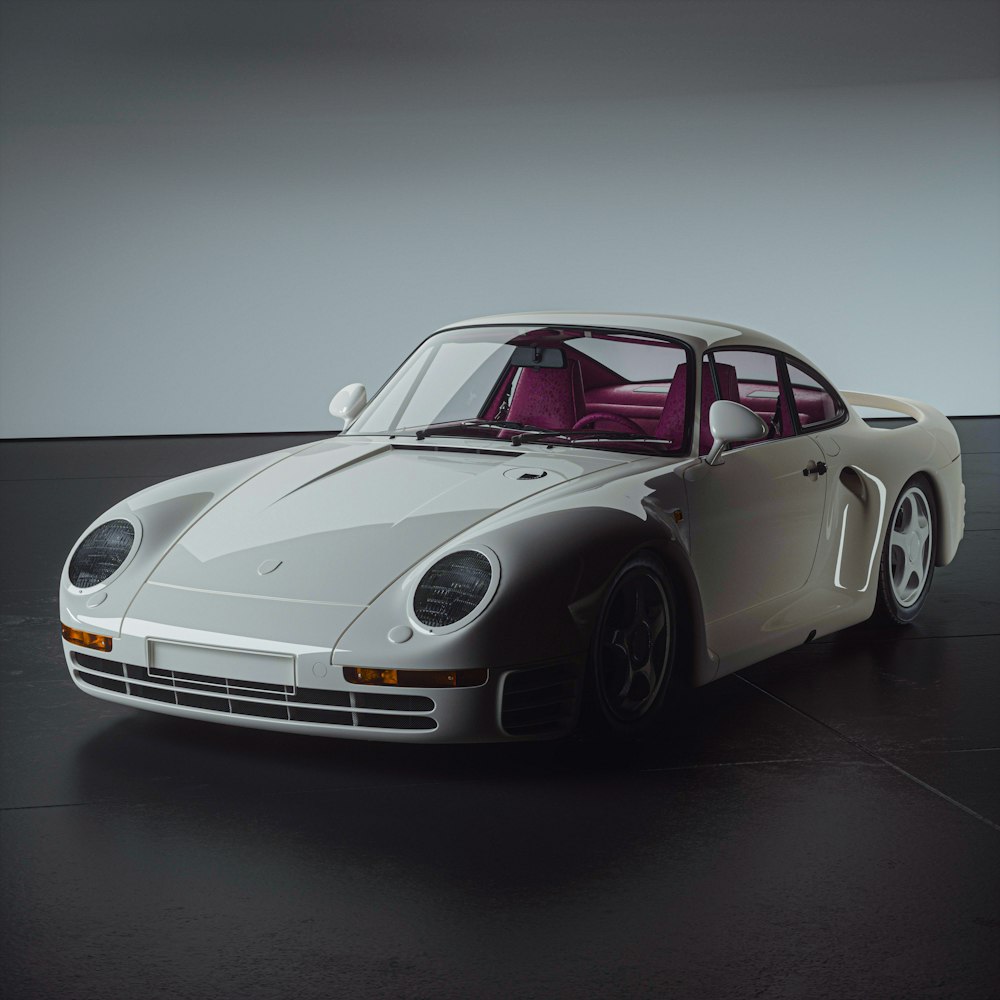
[888,486,933,607]
[876,476,937,625]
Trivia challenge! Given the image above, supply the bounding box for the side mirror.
[329,383,367,427]
[705,400,769,466]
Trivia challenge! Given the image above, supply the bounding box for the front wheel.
[874,475,937,624]
[586,554,678,738]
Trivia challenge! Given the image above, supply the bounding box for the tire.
[874,475,937,625]
[585,553,678,739]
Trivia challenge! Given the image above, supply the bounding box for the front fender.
[332,463,711,683]
[59,446,305,636]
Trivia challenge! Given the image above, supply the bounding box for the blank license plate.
[147,640,294,687]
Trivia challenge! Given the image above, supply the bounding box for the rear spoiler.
[842,391,960,461]
[841,390,928,421]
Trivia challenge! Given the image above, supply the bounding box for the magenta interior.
[480,330,835,454]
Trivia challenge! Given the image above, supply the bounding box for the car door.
[684,433,828,621]
[681,349,829,663]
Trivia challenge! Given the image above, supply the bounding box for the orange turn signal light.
[61,624,113,653]
[344,666,488,688]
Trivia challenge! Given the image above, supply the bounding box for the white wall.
[1,4,998,437]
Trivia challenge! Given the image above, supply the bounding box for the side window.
[708,349,794,446]
[784,359,845,430]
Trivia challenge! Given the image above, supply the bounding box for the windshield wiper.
[409,419,543,441]
[508,428,673,453]
[398,420,673,453]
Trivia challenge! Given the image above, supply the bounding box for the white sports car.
[61,313,965,741]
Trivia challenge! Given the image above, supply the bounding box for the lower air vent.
[72,653,436,731]
[501,662,580,737]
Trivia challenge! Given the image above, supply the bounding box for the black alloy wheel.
[588,554,678,738]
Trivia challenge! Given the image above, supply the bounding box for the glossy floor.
[2,421,998,1000]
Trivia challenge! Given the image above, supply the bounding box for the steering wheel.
[572,412,647,435]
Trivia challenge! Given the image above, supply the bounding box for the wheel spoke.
[602,642,630,698]
[632,656,658,695]
[625,669,651,705]
[887,486,934,610]
[606,628,626,651]
[646,603,667,645]
[617,672,633,701]
[915,517,930,545]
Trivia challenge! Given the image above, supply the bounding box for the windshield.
[346,325,693,454]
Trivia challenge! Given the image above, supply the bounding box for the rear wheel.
[586,554,677,738]
[875,476,937,624]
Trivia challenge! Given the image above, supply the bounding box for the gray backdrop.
[2,0,998,437]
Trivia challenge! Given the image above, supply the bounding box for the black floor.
[2,421,998,1000]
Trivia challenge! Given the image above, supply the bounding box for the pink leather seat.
[654,363,690,445]
[504,359,586,430]
[654,361,739,454]
[700,362,740,455]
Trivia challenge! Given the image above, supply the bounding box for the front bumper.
[64,641,580,743]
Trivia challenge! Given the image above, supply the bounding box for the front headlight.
[68,518,137,588]
[410,548,500,633]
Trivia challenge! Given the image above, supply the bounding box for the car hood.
[145,436,629,606]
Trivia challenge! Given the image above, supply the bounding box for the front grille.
[501,662,579,736]
[73,653,436,731]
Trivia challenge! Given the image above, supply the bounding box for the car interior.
[476,330,843,454]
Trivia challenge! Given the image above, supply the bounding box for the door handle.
[802,461,828,477]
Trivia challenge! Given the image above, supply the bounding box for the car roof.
[435,311,796,353]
